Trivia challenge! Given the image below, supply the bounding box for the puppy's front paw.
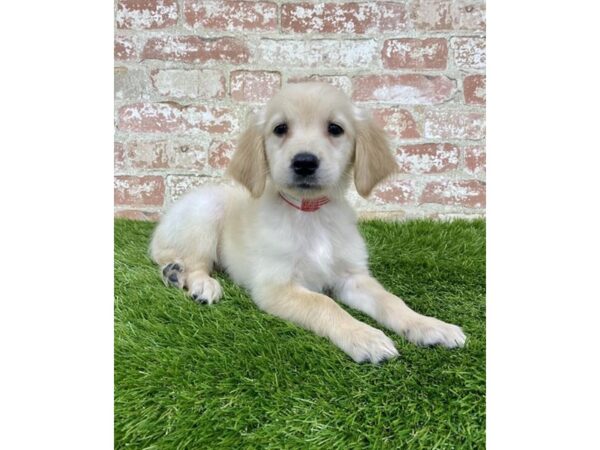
[404,317,466,348]
[189,277,222,305]
[337,324,399,364]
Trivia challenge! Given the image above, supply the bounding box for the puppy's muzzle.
[292,152,319,176]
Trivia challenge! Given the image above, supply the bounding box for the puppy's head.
[227,83,397,198]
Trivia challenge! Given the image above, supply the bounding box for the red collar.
[278,192,330,212]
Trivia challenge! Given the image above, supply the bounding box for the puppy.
[150,82,466,363]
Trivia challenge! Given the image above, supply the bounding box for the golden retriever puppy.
[150,82,466,363]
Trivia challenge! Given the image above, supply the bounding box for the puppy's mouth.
[290,175,321,190]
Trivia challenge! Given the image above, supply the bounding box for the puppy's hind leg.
[149,188,226,305]
[153,253,222,305]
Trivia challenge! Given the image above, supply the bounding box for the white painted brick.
[257,39,378,68]
[150,69,225,99]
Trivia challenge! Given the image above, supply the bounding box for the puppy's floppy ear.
[353,107,398,198]
[226,113,268,198]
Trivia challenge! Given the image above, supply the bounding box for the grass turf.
[115,218,485,449]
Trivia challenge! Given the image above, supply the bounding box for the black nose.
[292,152,319,176]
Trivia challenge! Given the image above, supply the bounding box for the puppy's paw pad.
[162,263,184,289]
[189,277,222,305]
[405,318,466,348]
[342,325,399,364]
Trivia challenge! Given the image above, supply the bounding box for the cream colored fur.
[150,83,466,363]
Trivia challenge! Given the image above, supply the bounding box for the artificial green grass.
[115,219,485,449]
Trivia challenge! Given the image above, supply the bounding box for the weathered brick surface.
[396,144,459,174]
[114,1,486,220]
[463,75,486,105]
[231,71,281,102]
[150,69,226,99]
[421,180,485,208]
[372,179,418,206]
[142,36,249,63]
[114,140,208,172]
[382,38,448,69]
[208,140,236,172]
[117,102,238,134]
[114,176,165,206]
[452,37,486,69]
[464,146,486,174]
[424,110,485,140]
[281,2,409,34]
[257,39,378,68]
[184,1,277,31]
[115,67,149,101]
[166,142,207,171]
[371,108,420,139]
[114,142,125,171]
[120,141,169,169]
[116,0,178,29]
[115,36,138,61]
[412,0,486,31]
[353,75,456,105]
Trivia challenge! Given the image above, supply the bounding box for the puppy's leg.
[254,284,398,363]
[152,247,223,305]
[184,263,223,305]
[150,188,225,305]
[335,273,466,348]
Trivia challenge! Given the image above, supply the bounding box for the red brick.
[379,2,414,30]
[420,180,485,208]
[142,36,249,63]
[257,39,377,68]
[116,0,178,29]
[464,146,486,174]
[353,75,456,105]
[372,179,418,205]
[150,69,226,99]
[452,37,486,69]
[463,75,486,105]
[371,108,420,138]
[287,75,352,95]
[184,0,277,31]
[117,102,237,134]
[114,176,165,206]
[115,209,161,221]
[412,0,486,31]
[424,110,485,139]
[382,38,448,69]
[396,144,459,174]
[230,71,281,102]
[208,140,236,171]
[114,142,125,171]
[281,2,409,34]
[115,36,137,61]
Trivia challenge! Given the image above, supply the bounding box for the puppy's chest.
[271,215,344,288]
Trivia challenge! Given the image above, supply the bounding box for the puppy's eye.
[328,123,344,137]
[273,123,288,136]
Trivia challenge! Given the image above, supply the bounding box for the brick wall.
[114,0,486,221]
